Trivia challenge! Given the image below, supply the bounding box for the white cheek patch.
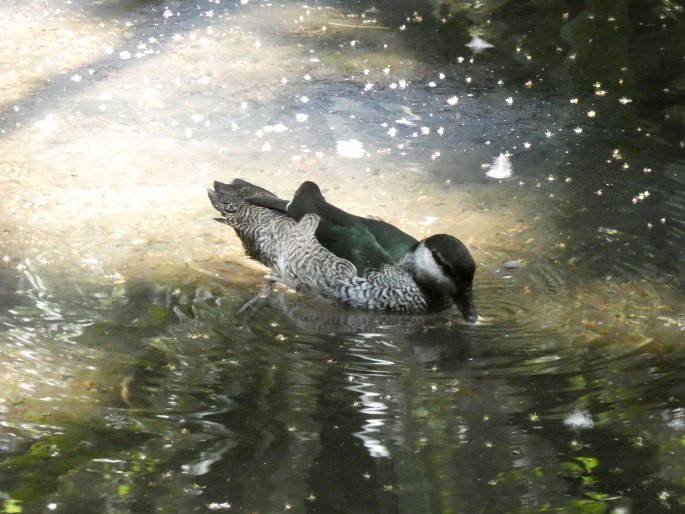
[414,244,451,285]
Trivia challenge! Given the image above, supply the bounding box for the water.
[1,0,685,512]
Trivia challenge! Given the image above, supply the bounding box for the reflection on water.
[1,0,685,512]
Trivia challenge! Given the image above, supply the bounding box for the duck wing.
[359,217,418,262]
[286,182,418,275]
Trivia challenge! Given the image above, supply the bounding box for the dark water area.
[1,0,685,513]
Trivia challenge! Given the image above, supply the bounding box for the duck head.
[404,234,477,322]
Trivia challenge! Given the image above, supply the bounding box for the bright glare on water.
[1,0,685,513]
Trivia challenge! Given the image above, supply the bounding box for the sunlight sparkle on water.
[36,114,58,135]
[336,139,365,158]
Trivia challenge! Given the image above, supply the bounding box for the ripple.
[473,257,573,341]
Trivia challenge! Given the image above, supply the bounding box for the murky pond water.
[1,0,685,512]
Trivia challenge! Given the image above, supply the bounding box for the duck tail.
[209,179,290,218]
[207,179,265,216]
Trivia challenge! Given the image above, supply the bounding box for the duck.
[208,179,477,321]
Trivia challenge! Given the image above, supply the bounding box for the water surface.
[1,0,684,512]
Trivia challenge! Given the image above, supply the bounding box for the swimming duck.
[208,179,477,321]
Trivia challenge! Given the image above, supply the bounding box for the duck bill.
[454,289,477,322]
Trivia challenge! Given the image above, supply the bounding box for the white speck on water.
[261,141,272,152]
[447,96,458,106]
[208,501,232,511]
[364,82,374,91]
[431,150,440,160]
[631,190,650,204]
[505,96,514,105]
[336,139,365,158]
[563,409,594,430]
[420,126,430,135]
[119,50,131,60]
[295,113,308,123]
[438,72,445,79]
[191,114,204,123]
[264,123,288,133]
[303,74,311,81]
[574,127,583,134]
[163,8,173,18]
[185,127,193,138]
[387,127,397,137]
[281,77,288,85]
[36,114,58,135]
[395,117,415,127]
[437,126,444,136]
[570,97,579,104]
[300,96,309,103]
[398,79,407,89]
[523,141,531,148]
[619,96,632,105]
[465,36,494,53]
[428,81,436,87]
[71,74,82,82]
[485,153,513,179]
[587,110,596,118]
